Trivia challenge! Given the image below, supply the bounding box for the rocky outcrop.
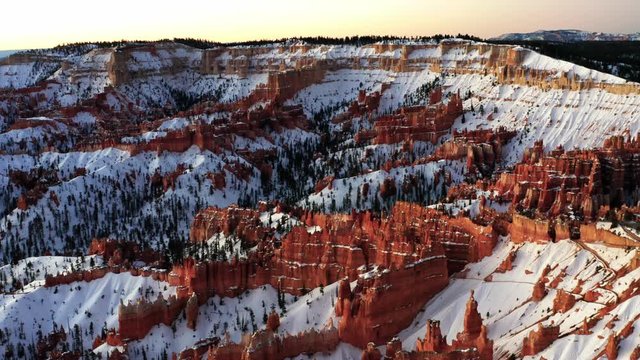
[118,293,186,340]
[521,323,560,356]
[605,333,619,360]
[361,342,382,360]
[509,215,552,243]
[532,277,547,301]
[254,62,328,104]
[395,295,492,360]
[36,326,68,360]
[9,168,60,210]
[76,103,308,162]
[185,293,199,330]
[189,206,268,243]
[336,244,449,347]
[204,323,339,360]
[44,264,169,288]
[333,90,382,124]
[88,238,161,266]
[553,289,576,313]
[415,320,446,352]
[450,292,493,359]
[107,42,200,86]
[359,90,463,145]
[496,136,640,220]
[49,201,499,350]
[433,128,516,174]
[167,258,271,300]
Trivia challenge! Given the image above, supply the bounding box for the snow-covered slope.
[492,29,640,42]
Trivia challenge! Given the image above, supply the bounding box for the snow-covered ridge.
[492,29,640,42]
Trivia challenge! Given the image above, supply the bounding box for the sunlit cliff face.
[1,0,639,50]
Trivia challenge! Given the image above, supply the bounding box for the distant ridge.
[492,29,640,42]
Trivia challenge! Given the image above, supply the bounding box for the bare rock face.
[36,327,68,359]
[496,136,640,219]
[359,89,463,146]
[9,168,60,210]
[266,311,280,332]
[333,90,381,124]
[509,215,552,243]
[415,320,446,352]
[189,205,269,243]
[450,292,493,359]
[80,201,499,349]
[532,277,547,301]
[403,301,493,359]
[185,293,199,330]
[605,333,619,360]
[88,238,161,265]
[118,293,186,340]
[462,291,482,337]
[553,289,576,313]
[385,338,403,358]
[432,128,516,175]
[254,63,328,104]
[204,324,339,360]
[336,241,448,348]
[314,175,335,193]
[360,342,383,360]
[521,323,560,356]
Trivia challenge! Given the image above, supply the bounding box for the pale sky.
[2,0,640,50]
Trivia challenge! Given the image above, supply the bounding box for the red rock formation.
[415,320,446,352]
[254,63,328,104]
[361,342,383,360]
[576,318,592,335]
[385,338,403,358]
[108,348,128,360]
[521,323,560,356]
[88,238,162,266]
[431,128,516,174]
[495,251,515,273]
[495,136,640,220]
[532,277,547,301]
[553,289,576,313]
[168,258,271,299]
[449,292,493,359]
[605,333,618,360]
[357,90,463,145]
[9,168,60,210]
[333,90,381,124]
[188,202,498,297]
[462,291,482,336]
[509,215,552,243]
[208,172,226,190]
[336,241,448,348]
[50,201,498,350]
[266,311,280,332]
[105,329,124,347]
[118,293,186,340]
[409,305,492,359]
[185,293,199,330]
[36,326,67,360]
[189,205,270,243]
[205,324,339,360]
